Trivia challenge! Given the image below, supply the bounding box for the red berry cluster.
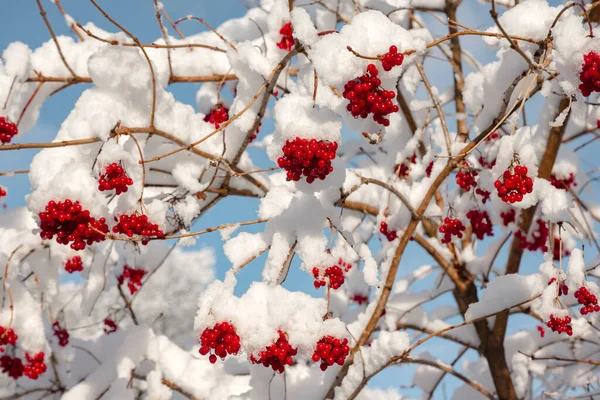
[98,163,133,195]
[248,121,262,143]
[0,326,17,351]
[466,210,493,240]
[553,238,570,261]
[204,104,229,129]
[478,155,497,170]
[0,117,18,144]
[546,314,572,336]
[0,356,23,379]
[65,256,83,274]
[343,64,399,126]
[351,294,368,305]
[425,161,434,177]
[494,164,533,204]
[579,51,600,97]
[379,221,397,241]
[117,265,147,295]
[439,217,465,244]
[112,214,164,245]
[380,45,404,71]
[104,319,117,334]
[395,154,417,179]
[277,138,337,183]
[575,286,600,315]
[39,200,108,251]
[500,209,516,226]
[199,322,241,364]
[516,219,549,252]
[23,352,46,380]
[250,330,297,374]
[456,162,478,191]
[277,22,294,51]
[313,265,344,290]
[537,325,545,338]
[550,173,577,191]
[52,322,69,347]
[475,188,491,204]
[311,336,350,371]
[548,277,569,296]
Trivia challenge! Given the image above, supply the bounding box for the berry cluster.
[311,336,350,371]
[537,325,545,338]
[52,322,69,347]
[466,210,493,240]
[475,188,491,204]
[351,294,369,305]
[199,322,241,364]
[0,117,18,144]
[575,286,600,315]
[579,51,600,97]
[248,121,262,143]
[38,200,108,251]
[494,164,533,204]
[456,162,478,191]
[23,352,46,380]
[550,173,577,191]
[0,356,23,379]
[104,319,117,334]
[0,326,17,351]
[117,265,147,295]
[425,161,434,178]
[380,221,397,241]
[277,138,337,183]
[112,214,164,245]
[395,154,417,179]
[500,209,516,226]
[98,163,133,195]
[204,104,229,129]
[553,238,570,261]
[65,256,83,274]
[548,277,569,296]
[277,22,294,51]
[546,314,572,336]
[250,330,297,374]
[380,45,404,71]
[516,219,549,252]
[439,217,466,244]
[313,265,345,290]
[478,155,497,170]
[343,64,399,126]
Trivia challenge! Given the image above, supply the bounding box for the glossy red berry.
[515,219,549,252]
[381,45,404,71]
[0,186,6,200]
[104,318,117,334]
[439,217,466,244]
[537,325,545,338]
[579,51,600,97]
[23,352,46,380]
[574,286,600,316]
[277,22,294,51]
[52,322,69,347]
[343,64,399,126]
[312,336,350,371]
[379,221,397,241]
[0,117,18,144]
[38,200,109,251]
[199,322,241,363]
[250,330,297,374]
[494,164,533,204]
[204,103,229,129]
[466,210,493,240]
[455,162,478,191]
[112,213,164,245]
[65,256,83,274]
[117,265,147,295]
[98,163,133,195]
[277,137,337,183]
[546,314,572,336]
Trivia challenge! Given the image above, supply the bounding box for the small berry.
[494,163,533,204]
[550,173,577,191]
[579,51,600,96]
[380,221,397,242]
[65,256,83,274]
[515,219,549,252]
[277,137,337,183]
[350,294,369,305]
[439,217,466,244]
[104,319,118,334]
[425,161,434,177]
[0,326,18,352]
[466,210,493,240]
[0,117,18,144]
[52,322,69,347]
[117,265,147,295]
[277,22,294,51]
[381,45,404,71]
[537,325,545,338]
[500,209,516,226]
[98,163,133,195]
[199,322,241,363]
[455,162,478,192]
[250,330,297,374]
[395,154,417,179]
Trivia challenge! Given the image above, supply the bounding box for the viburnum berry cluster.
[0,116,18,144]
[575,286,600,315]
[312,259,351,290]
[475,188,491,204]
[395,153,417,179]
[311,336,350,371]
[52,322,69,347]
[494,163,533,204]
[548,277,569,296]
[277,22,294,51]
[103,319,117,334]
[455,162,478,191]
[550,173,576,190]
[117,265,147,295]
[466,210,493,240]
[98,162,133,195]
[38,200,109,250]
[64,256,83,274]
[112,213,164,245]
[204,103,229,128]
[0,356,23,379]
[350,293,369,305]
[23,352,46,380]
[546,314,572,336]
[500,209,516,226]
[343,64,399,126]
[250,330,297,374]
[379,221,397,241]
[439,217,466,244]
[277,138,337,183]
[199,322,241,364]
[579,51,600,97]
[0,326,17,351]
[380,45,404,71]
[516,219,549,252]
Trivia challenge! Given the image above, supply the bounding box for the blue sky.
[0,0,590,398]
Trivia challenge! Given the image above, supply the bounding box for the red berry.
[381,46,404,71]
[515,219,549,252]
[546,314,573,336]
[104,318,118,334]
[455,162,478,192]
[552,238,571,261]
[98,162,134,195]
[278,137,337,183]
[277,22,294,51]
[380,221,398,242]
[494,162,533,204]
[0,117,18,144]
[574,286,599,316]
[579,51,600,96]
[0,326,18,352]
[395,153,417,179]
[0,355,23,379]
[65,256,83,274]
[313,259,351,290]
[117,265,147,295]
[500,209,516,226]
[52,322,69,347]
[550,172,577,191]
[350,293,368,305]
[250,331,297,374]
[23,352,46,380]
[204,103,229,129]
[199,322,241,363]
[466,210,493,240]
